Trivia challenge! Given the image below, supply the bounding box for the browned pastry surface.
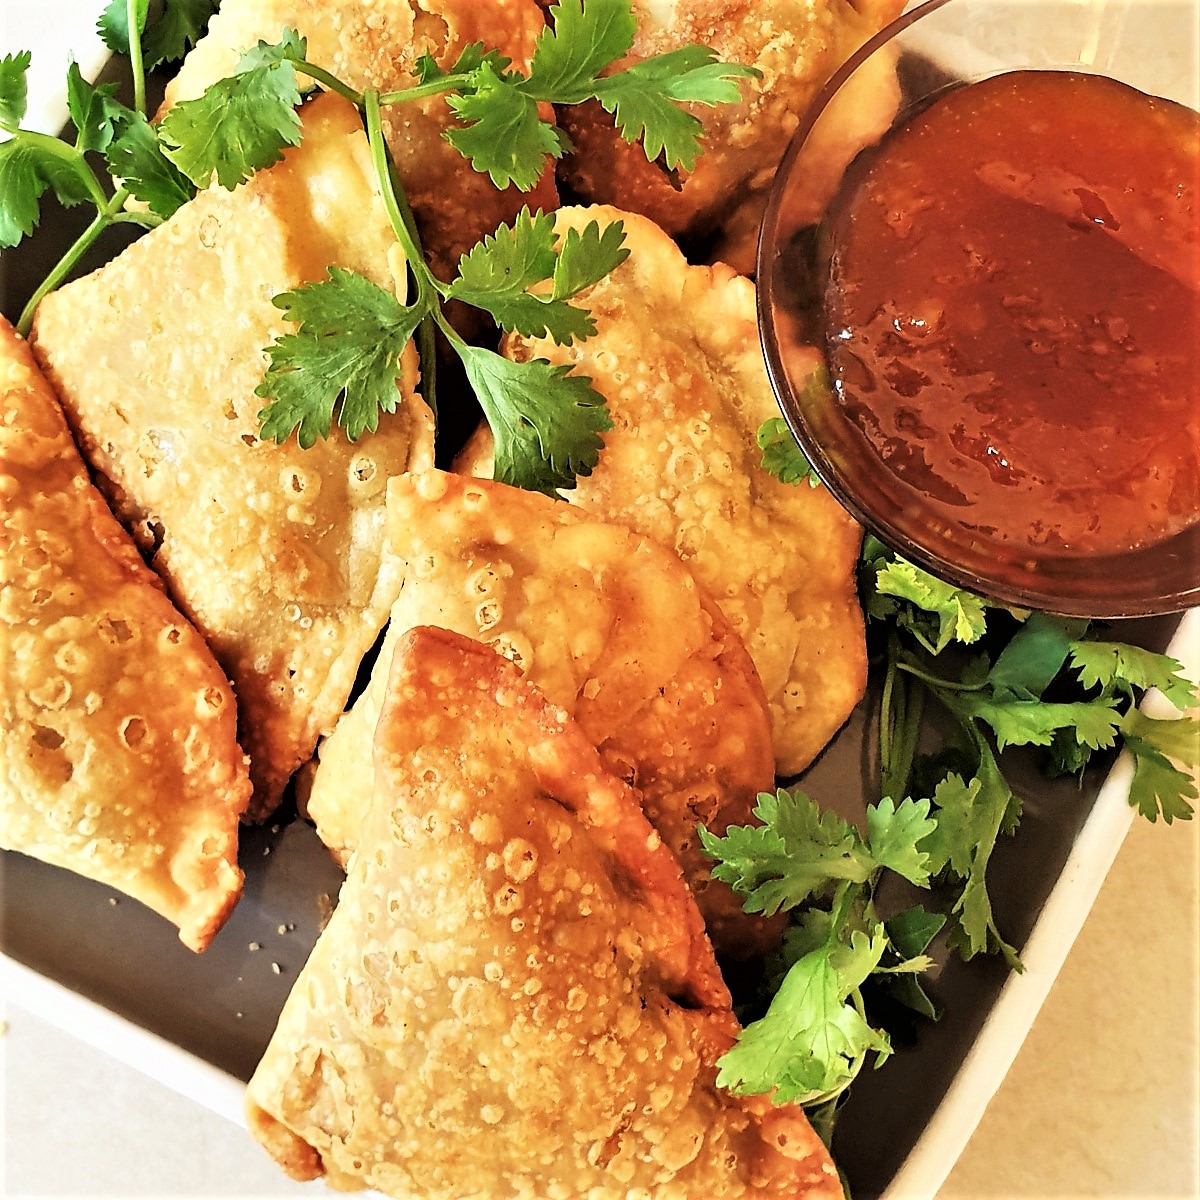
[556,0,905,245]
[305,468,782,957]
[457,204,867,776]
[162,0,559,288]
[0,317,251,951]
[31,94,435,816]
[246,626,842,1199]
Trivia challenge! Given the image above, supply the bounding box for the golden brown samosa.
[30,94,435,818]
[304,468,779,957]
[0,318,251,951]
[162,0,558,289]
[457,205,866,778]
[246,626,842,1199]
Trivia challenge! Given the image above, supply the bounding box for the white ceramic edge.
[883,605,1200,1200]
[0,953,250,1126]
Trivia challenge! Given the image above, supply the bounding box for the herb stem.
[895,659,978,693]
[294,60,363,107]
[361,86,440,415]
[378,74,474,107]
[109,209,164,229]
[126,0,146,115]
[16,187,131,335]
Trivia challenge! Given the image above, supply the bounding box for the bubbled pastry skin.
[161,0,558,292]
[0,317,251,952]
[30,94,436,817]
[246,627,843,1200]
[457,205,867,778]
[305,468,783,958]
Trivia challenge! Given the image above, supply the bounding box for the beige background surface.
[941,806,1200,1199]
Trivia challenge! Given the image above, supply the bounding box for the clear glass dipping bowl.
[757,0,1199,617]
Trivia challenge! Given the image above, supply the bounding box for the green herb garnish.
[1,0,757,494]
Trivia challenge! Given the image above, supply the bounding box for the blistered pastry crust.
[458,205,867,776]
[306,468,781,956]
[247,628,841,1199]
[0,318,251,951]
[31,94,435,815]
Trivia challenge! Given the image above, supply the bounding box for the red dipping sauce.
[821,70,1200,557]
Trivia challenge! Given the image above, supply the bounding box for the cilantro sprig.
[424,0,757,189]
[702,523,1197,1119]
[3,0,756,493]
[700,789,939,1107]
[1,0,204,332]
[859,541,1198,960]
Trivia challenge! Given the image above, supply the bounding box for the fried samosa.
[556,0,904,252]
[0,318,251,951]
[247,626,841,1199]
[457,205,866,777]
[304,468,779,956]
[30,94,435,817]
[163,0,557,290]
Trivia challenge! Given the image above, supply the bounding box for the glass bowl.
[757,0,1199,617]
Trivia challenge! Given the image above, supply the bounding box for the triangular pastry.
[305,469,780,957]
[246,627,841,1199]
[456,205,867,777]
[30,93,435,816]
[0,317,251,951]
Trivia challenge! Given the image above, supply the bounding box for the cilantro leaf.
[456,344,611,495]
[158,32,306,189]
[1121,709,1199,822]
[445,62,564,191]
[551,217,629,302]
[256,268,422,448]
[594,46,754,171]
[864,796,936,886]
[756,417,818,486]
[716,924,891,1106]
[699,789,872,916]
[524,0,637,104]
[0,140,44,246]
[100,0,216,66]
[447,208,575,340]
[105,112,195,219]
[143,0,220,68]
[879,905,946,1020]
[922,761,1021,967]
[66,63,128,154]
[0,51,32,130]
[97,0,150,56]
[0,136,96,247]
[448,211,627,345]
[954,694,1121,753]
[1070,640,1198,711]
[701,789,934,916]
[986,612,1088,701]
[886,905,947,962]
[872,557,990,652]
